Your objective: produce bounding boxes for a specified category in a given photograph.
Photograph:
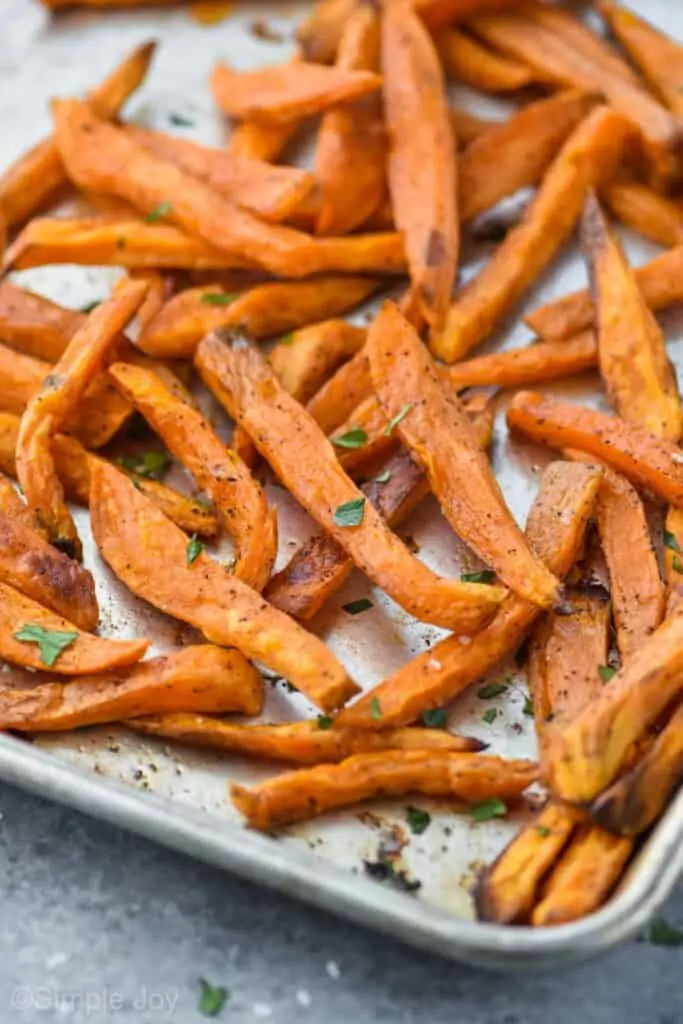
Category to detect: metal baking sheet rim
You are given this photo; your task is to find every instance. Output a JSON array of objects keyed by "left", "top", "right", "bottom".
[{"left": 1, "top": 731, "right": 681, "bottom": 971}]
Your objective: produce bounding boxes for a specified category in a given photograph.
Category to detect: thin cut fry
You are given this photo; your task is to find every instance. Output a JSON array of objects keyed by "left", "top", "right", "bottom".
[
  {"left": 226, "top": 53, "right": 304, "bottom": 162},
  {"left": 130, "top": 713, "right": 484, "bottom": 764},
  {"left": 16, "top": 278, "right": 148, "bottom": 556},
  {"left": 0, "top": 280, "right": 83, "bottom": 362},
  {"left": 210, "top": 61, "right": 381, "bottom": 122},
  {"left": 230, "top": 750, "right": 537, "bottom": 830},
  {"left": 196, "top": 331, "right": 505, "bottom": 633},
  {"left": 368, "top": 302, "right": 560, "bottom": 608},
  {"left": 109, "top": 362, "right": 277, "bottom": 591},
  {"left": 598, "top": 0, "right": 683, "bottom": 118},
  {"left": 336, "top": 461, "right": 602, "bottom": 729},
  {"left": 525, "top": 245, "right": 683, "bottom": 342},
  {"left": 137, "top": 278, "right": 379, "bottom": 359},
  {"left": 270, "top": 320, "right": 366, "bottom": 405},
  {"left": 507, "top": 392, "right": 683, "bottom": 507},
  {"left": 601, "top": 180, "right": 683, "bottom": 249},
  {"left": 89, "top": 461, "right": 358, "bottom": 712},
  {"left": 448, "top": 332, "right": 598, "bottom": 389},
  {"left": 305, "top": 347, "right": 372, "bottom": 434},
  {"left": 415, "top": 0, "right": 520, "bottom": 31},
  {"left": 297, "top": 0, "right": 358, "bottom": 63},
  {"left": 437, "top": 27, "right": 535, "bottom": 92},
  {"left": 434, "top": 106, "right": 635, "bottom": 362},
  {"left": 382, "top": 0, "right": 458, "bottom": 338},
  {"left": 0, "top": 41, "right": 156, "bottom": 228},
  {"left": 0, "top": 579, "right": 147, "bottom": 675}
]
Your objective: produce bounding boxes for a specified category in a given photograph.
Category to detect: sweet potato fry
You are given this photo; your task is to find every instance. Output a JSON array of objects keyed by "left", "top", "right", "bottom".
[
  {"left": 450, "top": 107, "right": 496, "bottom": 147},
  {"left": 314, "top": 3, "right": 386, "bottom": 237},
  {"left": 16, "top": 278, "right": 148, "bottom": 556},
  {"left": 210, "top": 61, "right": 381, "bottom": 122},
  {"left": 434, "top": 106, "right": 635, "bottom": 362},
  {"left": 382, "top": 0, "right": 458, "bottom": 338},
  {"left": 525, "top": 245, "right": 683, "bottom": 342},
  {"left": 136, "top": 278, "right": 379, "bottom": 360},
  {"left": 459, "top": 91, "right": 599, "bottom": 223},
  {"left": 0, "top": 645, "right": 261, "bottom": 732},
  {"left": 270, "top": 320, "right": 366, "bottom": 405},
  {"left": 547, "top": 606, "right": 683, "bottom": 802},
  {"left": 0, "top": 41, "right": 156, "bottom": 228},
  {"left": 127, "top": 126, "right": 316, "bottom": 223},
  {"left": 468, "top": 11, "right": 683, "bottom": 188},
  {"left": 415, "top": 0, "right": 520, "bottom": 31},
  {"left": 601, "top": 180, "right": 683, "bottom": 249},
  {"left": 0, "top": 474, "right": 98, "bottom": 631},
  {"left": 448, "top": 332, "right": 598, "bottom": 390},
  {"left": 230, "top": 750, "right": 537, "bottom": 830},
  {"left": 336, "top": 461, "right": 602, "bottom": 729},
  {"left": 368, "top": 302, "right": 560, "bottom": 607},
  {"left": 0, "top": 280, "right": 84, "bottom": 363},
  {"left": 297, "top": 0, "right": 358, "bottom": 63},
  {"left": 0, "top": 579, "right": 147, "bottom": 675},
  {"left": 225, "top": 53, "right": 304, "bottom": 162},
  {"left": 109, "top": 361, "right": 277, "bottom": 591},
  {"left": 531, "top": 825, "right": 634, "bottom": 927},
  {"left": 196, "top": 331, "right": 505, "bottom": 632},
  {"left": 507, "top": 393, "right": 683, "bottom": 507},
  {"left": 664, "top": 506, "right": 683, "bottom": 612},
  {"left": 598, "top": 0, "right": 683, "bottom": 118},
  {"left": 130, "top": 713, "right": 483, "bottom": 764},
  {"left": 437, "top": 27, "right": 535, "bottom": 92},
  {"left": 89, "top": 461, "right": 358, "bottom": 711},
  {"left": 305, "top": 347, "right": 372, "bottom": 434}
]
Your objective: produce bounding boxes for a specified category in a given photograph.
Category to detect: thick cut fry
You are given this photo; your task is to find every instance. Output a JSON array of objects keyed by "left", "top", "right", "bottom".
[
  {"left": 459, "top": 91, "right": 599, "bottom": 223},
  {"left": 297, "top": 0, "right": 358, "bottom": 63},
  {"left": 89, "top": 461, "right": 358, "bottom": 712},
  {"left": 547, "top": 606, "right": 683, "bottom": 802},
  {"left": 16, "top": 279, "right": 148, "bottom": 556},
  {"left": 448, "top": 332, "right": 598, "bottom": 389},
  {"left": 127, "top": 127, "right": 316, "bottom": 222},
  {"left": 415, "top": 0, "right": 520, "bottom": 31},
  {"left": 507, "top": 393, "right": 683, "bottom": 507},
  {"left": 305, "top": 347, "right": 372, "bottom": 434},
  {"left": 368, "top": 302, "right": 560, "bottom": 608},
  {"left": 137, "top": 278, "right": 379, "bottom": 359},
  {"left": 468, "top": 11, "right": 683, "bottom": 189},
  {"left": 475, "top": 802, "right": 580, "bottom": 924},
  {"left": 0, "top": 580, "right": 147, "bottom": 675},
  {"left": 601, "top": 180, "right": 683, "bottom": 249},
  {"left": 383, "top": 0, "right": 458, "bottom": 338},
  {"left": 435, "top": 107, "right": 635, "bottom": 362},
  {"left": 130, "top": 714, "right": 483, "bottom": 764},
  {"left": 269, "top": 321, "right": 366, "bottom": 405},
  {"left": 196, "top": 331, "right": 505, "bottom": 633},
  {"left": 437, "top": 27, "right": 535, "bottom": 92},
  {"left": 0, "top": 280, "right": 83, "bottom": 362},
  {"left": 598, "top": 0, "right": 683, "bottom": 118},
  {"left": 0, "top": 41, "right": 156, "bottom": 228},
  {"left": 531, "top": 826, "right": 634, "bottom": 927},
  {"left": 581, "top": 192, "right": 683, "bottom": 441},
  {"left": 525, "top": 245, "right": 683, "bottom": 342},
  {"left": 0, "top": 475, "right": 98, "bottom": 632},
  {"left": 314, "top": 3, "right": 386, "bottom": 237},
  {"left": 231, "top": 750, "right": 537, "bottom": 830},
  {"left": 226, "top": 55, "right": 304, "bottom": 162},
  {"left": 336, "top": 461, "right": 602, "bottom": 729},
  {"left": 451, "top": 107, "right": 496, "bottom": 147},
  {"left": 210, "top": 61, "right": 381, "bottom": 122},
  {"left": 0, "top": 646, "right": 261, "bottom": 732},
  {"left": 109, "top": 362, "right": 277, "bottom": 591}
]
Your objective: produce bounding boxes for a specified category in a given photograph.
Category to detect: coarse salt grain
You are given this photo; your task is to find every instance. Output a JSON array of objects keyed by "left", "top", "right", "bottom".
[
  {"left": 458, "top": 635, "right": 472, "bottom": 645},
  {"left": 296, "top": 989, "right": 312, "bottom": 1008},
  {"left": 326, "top": 960, "right": 341, "bottom": 980},
  {"left": 427, "top": 657, "right": 442, "bottom": 671}
]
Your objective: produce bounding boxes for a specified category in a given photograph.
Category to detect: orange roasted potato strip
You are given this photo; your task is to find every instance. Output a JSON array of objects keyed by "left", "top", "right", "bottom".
[
  {"left": 336, "top": 460, "right": 602, "bottom": 729},
  {"left": 415, "top": 0, "right": 520, "bottom": 31},
  {"left": 382, "top": 0, "right": 458, "bottom": 339},
  {"left": 297, "top": 0, "right": 358, "bottom": 63},
  {"left": 16, "top": 278, "right": 148, "bottom": 557},
  {"left": 210, "top": 60, "right": 381, "bottom": 122},
  {"left": 507, "top": 393, "right": 683, "bottom": 507},
  {"left": 598, "top": 0, "right": 683, "bottom": 119},
  {"left": 525, "top": 244, "right": 683, "bottom": 342},
  {"left": 0, "top": 579, "right": 147, "bottom": 675},
  {"left": 434, "top": 106, "right": 635, "bottom": 362},
  {"left": 127, "top": 126, "right": 316, "bottom": 223},
  {"left": 368, "top": 302, "right": 560, "bottom": 608},
  {"left": 459, "top": 90, "right": 599, "bottom": 224},
  {"left": 196, "top": 331, "right": 505, "bottom": 633},
  {"left": 314, "top": 2, "right": 386, "bottom": 237},
  {"left": 448, "top": 332, "right": 598, "bottom": 389},
  {"left": 0, "top": 280, "right": 85, "bottom": 362},
  {"left": 0, "top": 474, "right": 98, "bottom": 632},
  {"left": 270, "top": 321, "right": 366, "bottom": 405},
  {"left": 130, "top": 713, "right": 484, "bottom": 764},
  {"left": 305, "top": 347, "right": 372, "bottom": 434},
  {"left": 0, "top": 40, "right": 156, "bottom": 229},
  {"left": 437, "top": 27, "right": 535, "bottom": 92},
  {"left": 451, "top": 107, "right": 495, "bottom": 147},
  {"left": 109, "top": 361, "right": 277, "bottom": 592},
  {"left": 231, "top": 750, "right": 537, "bottom": 830},
  {"left": 601, "top": 180, "right": 683, "bottom": 249},
  {"left": 664, "top": 506, "right": 683, "bottom": 613},
  {"left": 89, "top": 461, "right": 358, "bottom": 712},
  {"left": 0, "top": 646, "right": 261, "bottom": 732},
  {"left": 137, "top": 278, "right": 379, "bottom": 360}
]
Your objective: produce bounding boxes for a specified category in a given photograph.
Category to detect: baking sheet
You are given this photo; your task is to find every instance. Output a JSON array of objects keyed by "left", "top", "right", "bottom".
[{"left": 2, "top": 0, "right": 683, "bottom": 969}]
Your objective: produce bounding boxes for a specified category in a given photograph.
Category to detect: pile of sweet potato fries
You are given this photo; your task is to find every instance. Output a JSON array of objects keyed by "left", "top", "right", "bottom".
[{"left": 3, "top": 0, "right": 683, "bottom": 927}]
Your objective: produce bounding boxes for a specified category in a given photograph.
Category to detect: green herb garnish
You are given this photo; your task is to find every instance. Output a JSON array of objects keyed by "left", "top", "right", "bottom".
[
  {"left": 370, "top": 695, "right": 382, "bottom": 720},
  {"left": 200, "top": 292, "right": 239, "bottom": 306},
  {"left": 317, "top": 714, "right": 334, "bottom": 731},
  {"left": 523, "top": 696, "right": 534, "bottom": 717},
  {"left": 332, "top": 428, "right": 368, "bottom": 450},
  {"left": 80, "top": 300, "right": 101, "bottom": 313},
  {"left": 598, "top": 664, "right": 617, "bottom": 683},
  {"left": 673, "top": 555, "right": 683, "bottom": 574},
  {"left": 198, "top": 978, "right": 229, "bottom": 1017},
  {"left": 144, "top": 201, "right": 174, "bottom": 223},
  {"left": 482, "top": 707, "right": 497, "bottom": 725},
  {"left": 186, "top": 534, "right": 204, "bottom": 565},
  {"left": 169, "top": 112, "right": 195, "bottom": 127},
  {"left": 477, "top": 683, "right": 508, "bottom": 699},
  {"left": 406, "top": 806, "right": 431, "bottom": 835},
  {"left": 333, "top": 497, "right": 365, "bottom": 527},
  {"left": 461, "top": 570, "right": 496, "bottom": 584},
  {"left": 118, "top": 450, "right": 171, "bottom": 480},
  {"left": 373, "top": 469, "right": 392, "bottom": 484},
  {"left": 469, "top": 798, "right": 508, "bottom": 823},
  {"left": 384, "top": 403, "right": 413, "bottom": 437},
  {"left": 640, "top": 918, "right": 683, "bottom": 946},
  {"left": 421, "top": 708, "right": 447, "bottom": 729},
  {"left": 13, "top": 624, "right": 78, "bottom": 667},
  {"left": 342, "top": 598, "right": 373, "bottom": 615},
  {"left": 664, "top": 528, "right": 681, "bottom": 552},
  {"left": 535, "top": 825, "right": 551, "bottom": 838}
]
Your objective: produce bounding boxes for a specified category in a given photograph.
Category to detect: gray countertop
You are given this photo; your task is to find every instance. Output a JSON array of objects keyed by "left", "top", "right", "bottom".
[{"left": 1, "top": 781, "right": 681, "bottom": 1024}]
